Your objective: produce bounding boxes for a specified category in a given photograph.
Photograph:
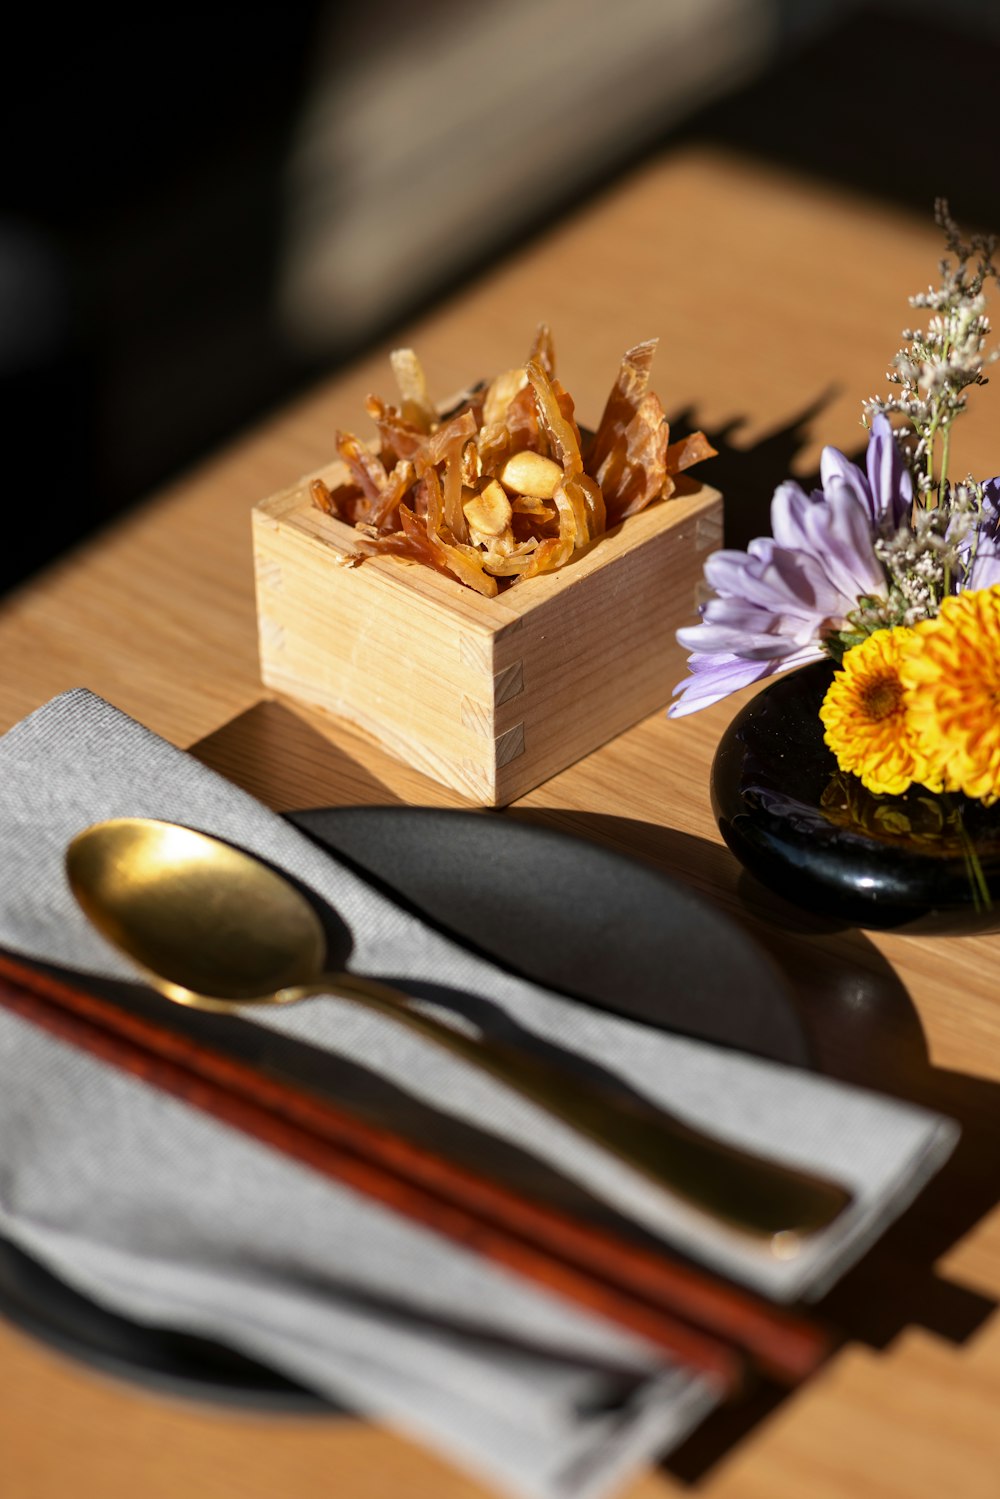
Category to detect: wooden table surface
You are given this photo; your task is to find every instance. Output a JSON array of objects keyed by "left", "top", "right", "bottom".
[{"left": 3, "top": 146, "right": 999, "bottom": 1499}]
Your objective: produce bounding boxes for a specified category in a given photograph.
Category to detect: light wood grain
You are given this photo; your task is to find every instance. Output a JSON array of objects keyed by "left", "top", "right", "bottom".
[
  {"left": 2, "top": 145, "right": 1000, "bottom": 1499},
  {"left": 254, "top": 460, "right": 721, "bottom": 802}
]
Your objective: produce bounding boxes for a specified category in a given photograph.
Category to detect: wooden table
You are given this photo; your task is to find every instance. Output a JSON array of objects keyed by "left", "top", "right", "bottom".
[{"left": 3, "top": 146, "right": 999, "bottom": 1499}]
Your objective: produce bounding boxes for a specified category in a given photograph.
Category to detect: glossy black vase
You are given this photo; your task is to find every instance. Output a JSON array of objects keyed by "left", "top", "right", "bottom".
[{"left": 711, "top": 661, "right": 1000, "bottom": 933}]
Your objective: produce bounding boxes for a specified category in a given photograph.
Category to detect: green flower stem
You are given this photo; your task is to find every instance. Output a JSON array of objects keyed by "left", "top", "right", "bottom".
[
  {"left": 938, "top": 430, "right": 952, "bottom": 510},
  {"left": 952, "top": 798, "right": 992, "bottom": 913},
  {"left": 924, "top": 419, "right": 938, "bottom": 504}
]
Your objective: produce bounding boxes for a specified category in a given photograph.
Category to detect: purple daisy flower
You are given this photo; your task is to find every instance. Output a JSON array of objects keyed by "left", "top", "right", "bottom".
[
  {"left": 967, "top": 478, "right": 1000, "bottom": 590},
  {"left": 669, "top": 417, "right": 905, "bottom": 718},
  {"left": 819, "top": 411, "right": 913, "bottom": 532}
]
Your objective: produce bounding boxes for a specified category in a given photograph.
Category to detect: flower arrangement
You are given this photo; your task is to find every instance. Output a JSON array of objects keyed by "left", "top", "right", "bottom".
[{"left": 671, "top": 200, "right": 1000, "bottom": 814}]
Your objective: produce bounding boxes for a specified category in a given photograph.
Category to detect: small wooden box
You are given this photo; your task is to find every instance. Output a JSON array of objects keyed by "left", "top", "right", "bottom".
[{"left": 253, "top": 466, "right": 721, "bottom": 805}]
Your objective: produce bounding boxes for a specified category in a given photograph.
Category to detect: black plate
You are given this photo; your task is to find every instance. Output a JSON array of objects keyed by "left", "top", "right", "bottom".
[
  {"left": 711, "top": 661, "right": 1000, "bottom": 933},
  {"left": 0, "top": 805, "right": 808, "bottom": 1408}
]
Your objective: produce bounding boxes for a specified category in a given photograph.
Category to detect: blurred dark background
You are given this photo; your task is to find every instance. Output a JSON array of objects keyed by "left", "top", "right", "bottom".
[{"left": 3, "top": 0, "right": 999, "bottom": 596}]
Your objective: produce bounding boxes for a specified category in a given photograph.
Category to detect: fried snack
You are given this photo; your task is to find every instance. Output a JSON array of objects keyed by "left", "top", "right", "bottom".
[{"left": 311, "top": 327, "right": 715, "bottom": 594}]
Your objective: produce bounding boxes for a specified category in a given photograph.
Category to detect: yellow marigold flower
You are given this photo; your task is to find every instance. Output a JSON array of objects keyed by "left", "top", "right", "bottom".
[
  {"left": 899, "top": 584, "right": 1000, "bottom": 805},
  {"left": 819, "top": 628, "right": 941, "bottom": 797}
]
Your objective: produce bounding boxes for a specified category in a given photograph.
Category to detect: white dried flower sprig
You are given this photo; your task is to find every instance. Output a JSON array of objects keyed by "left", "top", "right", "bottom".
[
  {"left": 670, "top": 201, "right": 1000, "bottom": 718},
  {"left": 864, "top": 198, "right": 999, "bottom": 508}
]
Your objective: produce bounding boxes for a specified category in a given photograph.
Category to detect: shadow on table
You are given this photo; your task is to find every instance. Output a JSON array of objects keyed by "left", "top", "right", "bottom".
[
  {"left": 190, "top": 699, "right": 410, "bottom": 811},
  {"left": 666, "top": 385, "right": 850, "bottom": 552},
  {"left": 193, "top": 686, "right": 1000, "bottom": 1474},
  {"left": 186, "top": 434, "right": 997, "bottom": 1473},
  {"left": 509, "top": 807, "right": 1000, "bottom": 1481}
]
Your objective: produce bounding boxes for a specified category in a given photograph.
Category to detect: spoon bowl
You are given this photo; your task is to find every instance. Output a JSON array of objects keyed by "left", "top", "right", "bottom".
[
  {"left": 65, "top": 817, "right": 854, "bottom": 1247},
  {"left": 67, "top": 819, "right": 326, "bottom": 1005}
]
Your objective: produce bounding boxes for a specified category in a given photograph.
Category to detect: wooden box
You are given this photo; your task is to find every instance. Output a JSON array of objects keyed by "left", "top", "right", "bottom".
[{"left": 253, "top": 467, "right": 722, "bottom": 805}]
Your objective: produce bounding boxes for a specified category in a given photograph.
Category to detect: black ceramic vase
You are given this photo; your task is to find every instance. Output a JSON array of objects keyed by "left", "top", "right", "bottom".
[{"left": 710, "top": 660, "right": 1000, "bottom": 934}]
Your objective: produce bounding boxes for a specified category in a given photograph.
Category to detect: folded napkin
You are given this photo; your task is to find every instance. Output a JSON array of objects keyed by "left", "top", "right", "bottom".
[{"left": 0, "top": 689, "right": 959, "bottom": 1499}]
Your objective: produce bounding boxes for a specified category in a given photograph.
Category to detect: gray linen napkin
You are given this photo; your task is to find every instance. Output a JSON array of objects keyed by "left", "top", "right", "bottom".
[{"left": 0, "top": 689, "right": 959, "bottom": 1499}]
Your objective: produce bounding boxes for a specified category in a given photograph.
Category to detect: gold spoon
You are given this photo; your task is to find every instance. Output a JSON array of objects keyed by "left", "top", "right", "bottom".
[{"left": 65, "top": 817, "right": 852, "bottom": 1251}]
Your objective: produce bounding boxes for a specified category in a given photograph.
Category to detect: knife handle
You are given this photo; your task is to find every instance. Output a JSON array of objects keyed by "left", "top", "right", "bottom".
[{"left": 284, "top": 971, "right": 853, "bottom": 1250}]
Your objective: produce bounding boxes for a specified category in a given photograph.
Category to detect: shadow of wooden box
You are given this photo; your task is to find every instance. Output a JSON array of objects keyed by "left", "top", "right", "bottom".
[{"left": 252, "top": 468, "right": 721, "bottom": 806}]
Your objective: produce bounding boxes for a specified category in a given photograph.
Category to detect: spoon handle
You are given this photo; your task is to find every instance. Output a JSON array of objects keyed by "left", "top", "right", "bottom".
[{"left": 299, "top": 971, "right": 852, "bottom": 1249}]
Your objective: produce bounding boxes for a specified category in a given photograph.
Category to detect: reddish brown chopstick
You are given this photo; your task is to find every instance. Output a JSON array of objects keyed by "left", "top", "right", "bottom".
[{"left": 0, "top": 950, "right": 837, "bottom": 1394}]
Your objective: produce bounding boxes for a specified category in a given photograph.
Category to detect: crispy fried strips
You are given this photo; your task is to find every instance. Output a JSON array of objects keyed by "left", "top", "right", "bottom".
[{"left": 311, "top": 328, "right": 715, "bottom": 593}]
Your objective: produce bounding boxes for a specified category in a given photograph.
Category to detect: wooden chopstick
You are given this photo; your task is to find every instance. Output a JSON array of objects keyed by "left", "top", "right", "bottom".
[{"left": 0, "top": 950, "right": 837, "bottom": 1396}]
